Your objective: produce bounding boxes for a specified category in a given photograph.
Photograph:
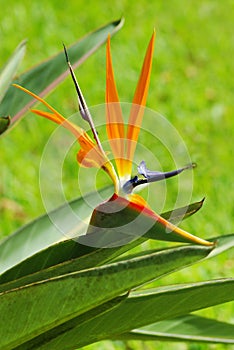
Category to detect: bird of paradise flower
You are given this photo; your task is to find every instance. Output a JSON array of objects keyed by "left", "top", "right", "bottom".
[{"left": 14, "top": 32, "right": 214, "bottom": 248}]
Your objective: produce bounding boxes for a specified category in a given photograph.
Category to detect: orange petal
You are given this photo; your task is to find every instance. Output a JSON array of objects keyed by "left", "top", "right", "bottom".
[
  {"left": 14, "top": 84, "right": 119, "bottom": 190},
  {"left": 13, "top": 84, "right": 65, "bottom": 122},
  {"left": 77, "top": 149, "right": 100, "bottom": 168},
  {"left": 126, "top": 31, "right": 156, "bottom": 175},
  {"left": 14, "top": 84, "right": 97, "bottom": 145},
  {"left": 32, "top": 109, "right": 107, "bottom": 169},
  {"left": 31, "top": 109, "right": 64, "bottom": 125},
  {"left": 106, "top": 35, "right": 126, "bottom": 178},
  {"left": 32, "top": 108, "right": 109, "bottom": 169},
  {"left": 30, "top": 109, "right": 90, "bottom": 143}
]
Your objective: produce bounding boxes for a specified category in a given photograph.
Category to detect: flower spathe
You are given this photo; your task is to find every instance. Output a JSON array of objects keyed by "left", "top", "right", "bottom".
[{"left": 13, "top": 32, "right": 214, "bottom": 247}]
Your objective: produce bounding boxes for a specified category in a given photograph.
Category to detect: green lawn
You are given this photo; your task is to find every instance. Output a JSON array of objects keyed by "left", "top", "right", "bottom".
[{"left": 0, "top": 1, "right": 233, "bottom": 349}]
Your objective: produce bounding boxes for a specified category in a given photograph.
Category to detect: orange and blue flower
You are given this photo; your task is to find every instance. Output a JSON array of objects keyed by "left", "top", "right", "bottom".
[{"left": 14, "top": 33, "right": 213, "bottom": 246}]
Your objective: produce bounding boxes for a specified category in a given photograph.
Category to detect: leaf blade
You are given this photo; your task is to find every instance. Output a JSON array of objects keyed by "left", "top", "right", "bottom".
[
  {"left": 0, "top": 244, "right": 212, "bottom": 349},
  {"left": 0, "top": 197, "right": 207, "bottom": 286},
  {"left": 0, "top": 19, "right": 124, "bottom": 132},
  {"left": 15, "top": 279, "right": 234, "bottom": 349},
  {"left": 0, "top": 187, "right": 113, "bottom": 275},
  {"left": 116, "top": 314, "right": 234, "bottom": 344},
  {"left": 0, "top": 40, "right": 26, "bottom": 104}
]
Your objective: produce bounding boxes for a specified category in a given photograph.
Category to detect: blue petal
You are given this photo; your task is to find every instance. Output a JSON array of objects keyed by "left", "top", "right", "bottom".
[{"left": 138, "top": 161, "right": 196, "bottom": 182}]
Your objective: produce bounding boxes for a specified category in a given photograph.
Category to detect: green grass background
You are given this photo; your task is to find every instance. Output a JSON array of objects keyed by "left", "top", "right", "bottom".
[{"left": 0, "top": 0, "right": 233, "bottom": 349}]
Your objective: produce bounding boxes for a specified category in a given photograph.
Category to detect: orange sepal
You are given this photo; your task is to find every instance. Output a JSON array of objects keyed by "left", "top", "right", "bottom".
[
  {"left": 31, "top": 109, "right": 63, "bottom": 125},
  {"left": 106, "top": 35, "right": 127, "bottom": 178},
  {"left": 14, "top": 84, "right": 109, "bottom": 170},
  {"left": 77, "top": 148, "right": 100, "bottom": 168},
  {"left": 126, "top": 31, "right": 156, "bottom": 175}
]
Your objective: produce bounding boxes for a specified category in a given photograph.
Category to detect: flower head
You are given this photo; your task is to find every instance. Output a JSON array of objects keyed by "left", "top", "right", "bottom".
[{"left": 13, "top": 33, "right": 214, "bottom": 247}]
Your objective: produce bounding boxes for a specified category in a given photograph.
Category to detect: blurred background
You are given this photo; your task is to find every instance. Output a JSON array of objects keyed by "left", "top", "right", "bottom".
[{"left": 0, "top": 1, "right": 233, "bottom": 349}]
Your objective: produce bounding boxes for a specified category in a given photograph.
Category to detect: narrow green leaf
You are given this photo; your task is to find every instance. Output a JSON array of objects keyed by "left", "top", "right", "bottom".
[
  {"left": 0, "top": 237, "right": 146, "bottom": 292},
  {"left": 0, "top": 197, "right": 206, "bottom": 287},
  {"left": 2, "top": 230, "right": 232, "bottom": 293},
  {"left": 207, "top": 233, "right": 234, "bottom": 258},
  {"left": 0, "top": 19, "right": 124, "bottom": 132},
  {"left": 117, "top": 315, "right": 234, "bottom": 344},
  {"left": 0, "top": 40, "right": 26, "bottom": 103},
  {"left": 16, "top": 279, "right": 234, "bottom": 349},
  {"left": 0, "top": 244, "right": 212, "bottom": 349},
  {"left": 110, "top": 233, "right": 234, "bottom": 262}
]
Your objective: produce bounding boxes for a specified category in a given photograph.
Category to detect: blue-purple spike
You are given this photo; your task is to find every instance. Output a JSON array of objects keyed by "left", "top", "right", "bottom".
[
  {"left": 138, "top": 161, "right": 196, "bottom": 182},
  {"left": 123, "top": 161, "right": 196, "bottom": 193}
]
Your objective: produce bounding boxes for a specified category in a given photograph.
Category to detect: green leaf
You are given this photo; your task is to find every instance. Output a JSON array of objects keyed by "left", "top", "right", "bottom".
[
  {"left": 111, "top": 233, "right": 234, "bottom": 262},
  {"left": 0, "top": 244, "right": 212, "bottom": 349},
  {"left": 16, "top": 279, "right": 234, "bottom": 349},
  {"left": 0, "top": 187, "right": 113, "bottom": 275},
  {"left": 206, "top": 233, "right": 234, "bottom": 258},
  {"left": 0, "top": 237, "right": 146, "bottom": 291},
  {"left": 0, "top": 40, "right": 26, "bottom": 134},
  {"left": 118, "top": 314, "right": 234, "bottom": 344},
  {"left": 15, "top": 294, "right": 128, "bottom": 350},
  {"left": 0, "top": 19, "right": 124, "bottom": 132},
  {"left": 0, "top": 196, "right": 205, "bottom": 286},
  {"left": 0, "top": 40, "right": 26, "bottom": 104}
]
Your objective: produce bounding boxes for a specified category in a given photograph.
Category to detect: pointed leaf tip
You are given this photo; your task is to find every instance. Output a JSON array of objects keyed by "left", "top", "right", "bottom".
[
  {"left": 106, "top": 33, "right": 125, "bottom": 178},
  {"left": 0, "top": 39, "right": 26, "bottom": 105},
  {"left": 0, "top": 20, "right": 124, "bottom": 131}
]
